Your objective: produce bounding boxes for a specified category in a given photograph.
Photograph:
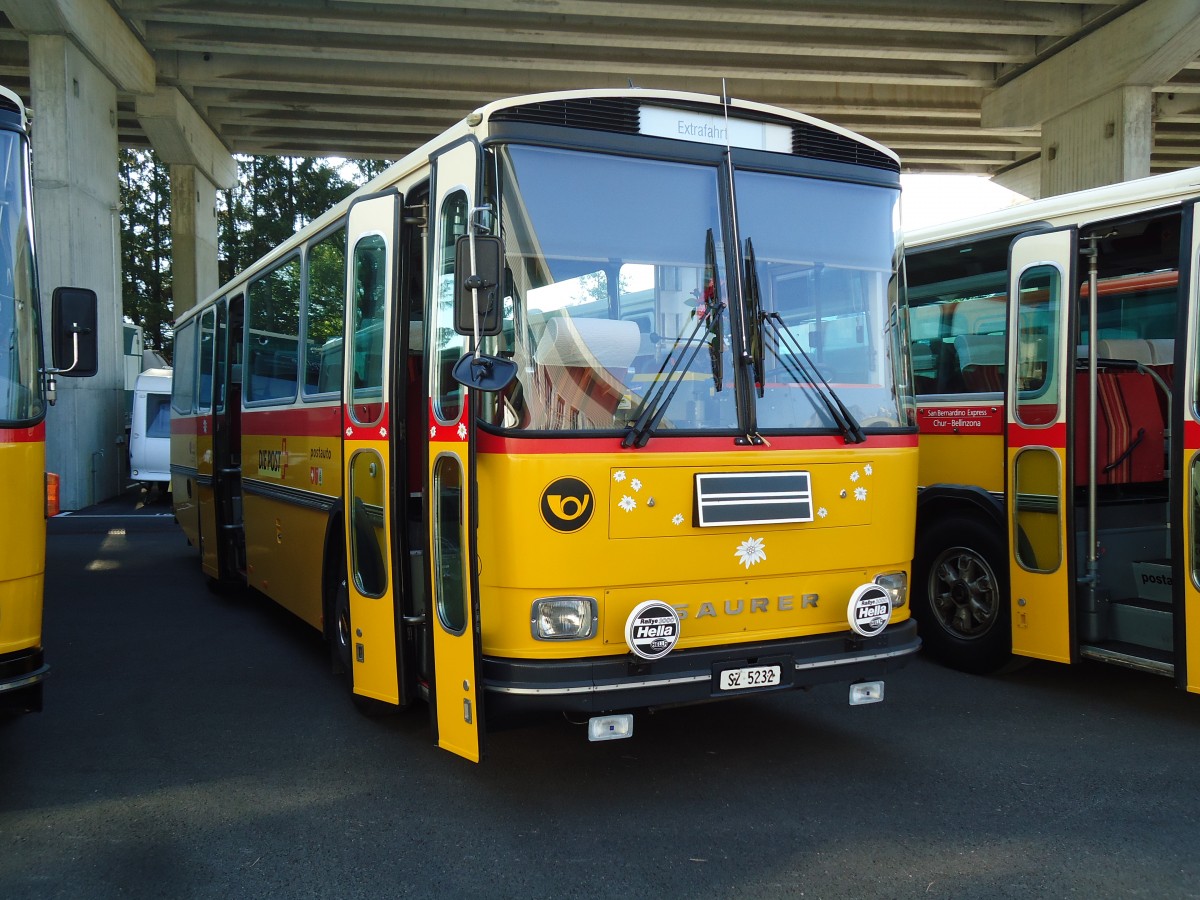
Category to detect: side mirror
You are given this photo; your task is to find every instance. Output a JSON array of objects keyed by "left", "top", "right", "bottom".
[
  {"left": 51, "top": 287, "right": 99, "bottom": 377},
  {"left": 453, "top": 235, "right": 504, "bottom": 337}
]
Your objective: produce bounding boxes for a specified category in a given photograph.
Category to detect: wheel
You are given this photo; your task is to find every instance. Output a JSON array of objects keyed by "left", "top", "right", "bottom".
[
  {"left": 331, "top": 574, "right": 392, "bottom": 716},
  {"left": 912, "top": 516, "right": 1013, "bottom": 674}
]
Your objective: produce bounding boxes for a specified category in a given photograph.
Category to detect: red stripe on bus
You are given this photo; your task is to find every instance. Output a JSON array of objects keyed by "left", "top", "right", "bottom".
[
  {"left": 1185, "top": 419, "right": 1200, "bottom": 450},
  {"left": 240, "top": 405, "right": 345, "bottom": 437},
  {"left": 1007, "top": 422, "right": 1067, "bottom": 448},
  {"left": 0, "top": 422, "right": 46, "bottom": 443},
  {"left": 475, "top": 431, "right": 918, "bottom": 454}
]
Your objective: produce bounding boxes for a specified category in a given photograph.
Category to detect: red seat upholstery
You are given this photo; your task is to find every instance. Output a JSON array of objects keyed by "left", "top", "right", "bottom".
[{"left": 1074, "top": 369, "right": 1165, "bottom": 485}]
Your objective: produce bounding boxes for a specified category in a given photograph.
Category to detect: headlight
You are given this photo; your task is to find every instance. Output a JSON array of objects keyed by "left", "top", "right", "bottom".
[
  {"left": 531, "top": 596, "right": 597, "bottom": 640},
  {"left": 874, "top": 572, "right": 908, "bottom": 609}
]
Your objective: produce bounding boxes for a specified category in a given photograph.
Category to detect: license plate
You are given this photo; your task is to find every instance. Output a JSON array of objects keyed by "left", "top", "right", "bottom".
[{"left": 718, "top": 664, "right": 781, "bottom": 691}]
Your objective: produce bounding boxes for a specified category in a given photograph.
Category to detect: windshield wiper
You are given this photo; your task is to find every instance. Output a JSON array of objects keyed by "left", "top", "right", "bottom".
[
  {"left": 623, "top": 229, "right": 725, "bottom": 448},
  {"left": 743, "top": 238, "right": 765, "bottom": 398},
  {"left": 760, "top": 311, "right": 866, "bottom": 444}
]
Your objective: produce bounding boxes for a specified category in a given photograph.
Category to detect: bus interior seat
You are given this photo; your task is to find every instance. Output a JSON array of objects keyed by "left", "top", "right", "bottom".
[
  {"left": 1074, "top": 367, "right": 1165, "bottom": 486},
  {"left": 1097, "top": 338, "right": 1153, "bottom": 364},
  {"left": 952, "top": 333, "right": 1005, "bottom": 393}
]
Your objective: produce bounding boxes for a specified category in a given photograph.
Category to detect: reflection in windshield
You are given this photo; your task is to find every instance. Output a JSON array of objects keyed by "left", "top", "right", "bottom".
[
  {"left": 0, "top": 127, "right": 43, "bottom": 424},
  {"left": 479, "top": 144, "right": 906, "bottom": 436},
  {"left": 735, "top": 170, "right": 904, "bottom": 431}
]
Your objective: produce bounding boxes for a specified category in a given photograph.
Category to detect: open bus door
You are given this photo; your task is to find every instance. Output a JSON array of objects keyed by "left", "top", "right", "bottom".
[
  {"left": 426, "top": 145, "right": 486, "bottom": 762},
  {"left": 1005, "top": 227, "right": 1076, "bottom": 665},
  {"left": 1181, "top": 199, "right": 1200, "bottom": 693},
  {"left": 340, "top": 189, "right": 412, "bottom": 709}
]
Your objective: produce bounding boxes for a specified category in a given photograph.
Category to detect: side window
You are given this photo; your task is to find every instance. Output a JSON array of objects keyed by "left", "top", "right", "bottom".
[
  {"left": 170, "top": 320, "right": 197, "bottom": 415},
  {"left": 247, "top": 256, "right": 301, "bottom": 404},
  {"left": 433, "top": 190, "right": 469, "bottom": 423},
  {"left": 905, "top": 238, "right": 1010, "bottom": 396},
  {"left": 198, "top": 308, "right": 215, "bottom": 413},
  {"left": 1014, "top": 265, "right": 1060, "bottom": 427},
  {"left": 304, "top": 226, "right": 347, "bottom": 397},
  {"left": 349, "top": 233, "right": 387, "bottom": 424}
]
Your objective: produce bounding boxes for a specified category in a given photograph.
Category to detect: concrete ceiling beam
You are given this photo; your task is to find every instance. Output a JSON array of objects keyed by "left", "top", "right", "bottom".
[{"left": 6, "top": 0, "right": 155, "bottom": 95}]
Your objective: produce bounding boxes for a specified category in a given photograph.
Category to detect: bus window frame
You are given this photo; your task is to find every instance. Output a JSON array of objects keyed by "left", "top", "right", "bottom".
[
  {"left": 245, "top": 251, "right": 303, "bottom": 409},
  {"left": 301, "top": 220, "right": 349, "bottom": 403}
]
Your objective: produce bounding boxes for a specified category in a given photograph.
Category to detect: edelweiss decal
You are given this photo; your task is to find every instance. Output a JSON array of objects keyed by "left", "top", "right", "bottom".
[{"left": 735, "top": 537, "right": 766, "bottom": 569}]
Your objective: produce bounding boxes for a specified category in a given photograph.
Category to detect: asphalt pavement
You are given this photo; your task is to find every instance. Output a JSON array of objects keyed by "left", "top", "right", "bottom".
[{"left": 2, "top": 491, "right": 1200, "bottom": 899}]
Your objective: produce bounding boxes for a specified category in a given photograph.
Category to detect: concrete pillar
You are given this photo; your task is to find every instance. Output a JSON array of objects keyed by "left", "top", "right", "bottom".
[
  {"left": 1041, "top": 87, "right": 1154, "bottom": 197},
  {"left": 136, "top": 88, "right": 237, "bottom": 319},
  {"left": 28, "top": 35, "right": 125, "bottom": 510},
  {"left": 170, "top": 165, "right": 220, "bottom": 314}
]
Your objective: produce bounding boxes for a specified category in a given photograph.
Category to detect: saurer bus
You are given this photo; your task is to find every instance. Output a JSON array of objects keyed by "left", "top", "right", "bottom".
[
  {"left": 906, "top": 166, "right": 1200, "bottom": 692},
  {"left": 0, "top": 85, "right": 97, "bottom": 714},
  {"left": 170, "top": 89, "right": 920, "bottom": 761}
]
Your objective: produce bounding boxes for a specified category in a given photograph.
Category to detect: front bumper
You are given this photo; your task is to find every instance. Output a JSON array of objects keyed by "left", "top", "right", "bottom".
[
  {"left": 483, "top": 619, "right": 919, "bottom": 718},
  {"left": 0, "top": 648, "right": 47, "bottom": 712}
]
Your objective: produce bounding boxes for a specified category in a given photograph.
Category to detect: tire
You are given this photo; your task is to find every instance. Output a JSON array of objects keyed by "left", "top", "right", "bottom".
[
  {"left": 912, "top": 516, "right": 1013, "bottom": 674},
  {"left": 331, "top": 574, "right": 392, "bottom": 716}
]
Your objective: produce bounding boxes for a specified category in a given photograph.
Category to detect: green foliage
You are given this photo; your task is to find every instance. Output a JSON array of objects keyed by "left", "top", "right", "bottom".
[
  {"left": 120, "top": 152, "right": 384, "bottom": 363},
  {"left": 119, "top": 148, "right": 172, "bottom": 356}
]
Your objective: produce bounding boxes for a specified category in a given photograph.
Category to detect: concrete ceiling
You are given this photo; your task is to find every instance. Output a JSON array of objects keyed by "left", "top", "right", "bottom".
[{"left": 2, "top": 0, "right": 1199, "bottom": 174}]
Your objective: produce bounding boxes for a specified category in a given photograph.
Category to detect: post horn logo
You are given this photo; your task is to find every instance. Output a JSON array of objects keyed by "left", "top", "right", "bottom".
[{"left": 540, "top": 477, "right": 594, "bottom": 533}]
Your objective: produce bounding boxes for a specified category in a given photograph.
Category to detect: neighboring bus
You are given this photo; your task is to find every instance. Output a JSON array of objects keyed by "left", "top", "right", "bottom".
[
  {"left": 171, "top": 89, "right": 919, "bottom": 761},
  {"left": 129, "top": 367, "right": 172, "bottom": 488},
  {"left": 0, "top": 85, "right": 97, "bottom": 714},
  {"left": 905, "top": 166, "right": 1200, "bottom": 692}
]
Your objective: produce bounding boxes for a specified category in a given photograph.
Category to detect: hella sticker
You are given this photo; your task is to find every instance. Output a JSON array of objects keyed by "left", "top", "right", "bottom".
[
  {"left": 625, "top": 600, "right": 681, "bottom": 660},
  {"left": 847, "top": 583, "right": 891, "bottom": 638}
]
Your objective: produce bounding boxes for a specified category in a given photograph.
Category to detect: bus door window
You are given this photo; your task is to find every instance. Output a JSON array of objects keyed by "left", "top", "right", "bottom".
[
  {"left": 349, "top": 449, "right": 388, "bottom": 597},
  {"left": 350, "top": 234, "right": 387, "bottom": 424},
  {"left": 432, "top": 454, "right": 466, "bottom": 634},
  {"left": 198, "top": 309, "right": 216, "bottom": 415},
  {"left": 1013, "top": 265, "right": 1061, "bottom": 426},
  {"left": 1013, "top": 447, "right": 1063, "bottom": 572},
  {"left": 433, "top": 190, "right": 468, "bottom": 424}
]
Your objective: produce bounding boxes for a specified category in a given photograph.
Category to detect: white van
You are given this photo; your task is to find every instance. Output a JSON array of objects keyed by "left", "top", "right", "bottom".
[{"left": 129, "top": 368, "right": 172, "bottom": 486}]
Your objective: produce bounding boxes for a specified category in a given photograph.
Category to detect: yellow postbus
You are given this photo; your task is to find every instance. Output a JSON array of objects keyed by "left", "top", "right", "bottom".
[
  {"left": 171, "top": 89, "right": 920, "bottom": 761},
  {"left": 0, "top": 85, "right": 96, "bottom": 714},
  {"left": 906, "top": 166, "right": 1200, "bottom": 692}
]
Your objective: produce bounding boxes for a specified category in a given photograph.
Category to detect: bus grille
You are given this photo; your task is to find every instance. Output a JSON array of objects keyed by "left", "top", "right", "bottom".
[
  {"left": 491, "top": 99, "right": 898, "bottom": 173},
  {"left": 793, "top": 122, "right": 898, "bottom": 172},
  {"left": 490, "top": 98, "right": 641, "bottom": 135}
]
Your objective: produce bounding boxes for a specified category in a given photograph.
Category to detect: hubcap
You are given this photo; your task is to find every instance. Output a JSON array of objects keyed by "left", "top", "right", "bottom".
[{"left": 928, "top": 546, "right": 999, "bottom": 639}]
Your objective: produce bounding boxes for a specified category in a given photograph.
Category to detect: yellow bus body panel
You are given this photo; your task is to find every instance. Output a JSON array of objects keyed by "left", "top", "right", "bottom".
[
  {"left": 1007, "top": 445, "right": 1072, "bottom": 664},
  {"left": 475, "top": 445, "right": 917, "bottom": 659},
  {"left": 342, "top": 437, "right": 401, "bottom": 706},
  {"left": 0, "top": 440, "right": 45, "bottom": 656},
  {"left": 242, "top": 430, "right": 342, "bottom": 631},
  {"left": 917, "top": 433, "right": 1004, "bottom": 492}
]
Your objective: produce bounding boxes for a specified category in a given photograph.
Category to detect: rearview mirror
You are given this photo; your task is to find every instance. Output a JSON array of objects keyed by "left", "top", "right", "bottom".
[
  {"left": 454, "top": 235, "right": 504, "bottom": 337},
  {"left": 51, "top": 286, "right": 99, "bottom": 377}
]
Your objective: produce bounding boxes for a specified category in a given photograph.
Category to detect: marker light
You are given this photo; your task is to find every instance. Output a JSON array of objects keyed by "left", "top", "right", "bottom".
[
  {"left": 874, "top": 572, "right": 908, "bottom": 609},
  {"left": 588, "top": 714, "right": 633, "bottom": 741},
  {"left": 849, "top": 681, "right": 885, "bottom": 705},
  {"left": 531, "top": 596, "right": 597, "bottom": 640}
]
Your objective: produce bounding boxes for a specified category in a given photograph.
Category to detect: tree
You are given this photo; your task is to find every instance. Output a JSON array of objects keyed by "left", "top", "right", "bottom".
[
  {"left": 119, "top": 148, "right": 173, "bottom": 356},
  {"left": 120, "top": 152, "right": 387, "bottom": 361}
]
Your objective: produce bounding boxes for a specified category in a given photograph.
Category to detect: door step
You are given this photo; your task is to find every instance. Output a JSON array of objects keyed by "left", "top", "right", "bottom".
[{"left": 1079, "top": 643, "right": 1174, "bottom": 677}]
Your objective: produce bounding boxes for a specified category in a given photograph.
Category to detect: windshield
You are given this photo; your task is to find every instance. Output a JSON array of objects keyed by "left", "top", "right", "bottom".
[
  {"left": 480, "top": 143, "right": 907, "bottom": 435},
  {"left": 735, "top": 170, "right": 906, "bottom": 429},
  {"left": 483, "top": 145, "right": 736, "bottom": 433},
  {"left": 0, "top": 126, "right": 43, "bottom": 425}
]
